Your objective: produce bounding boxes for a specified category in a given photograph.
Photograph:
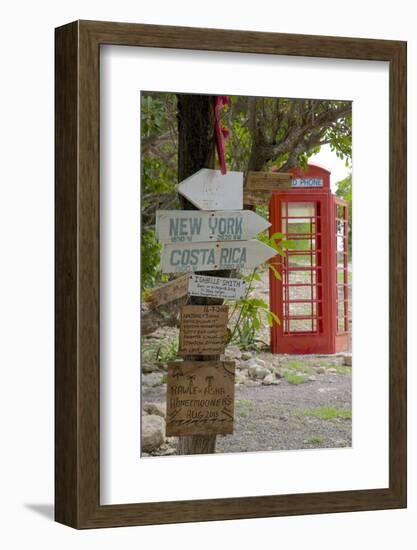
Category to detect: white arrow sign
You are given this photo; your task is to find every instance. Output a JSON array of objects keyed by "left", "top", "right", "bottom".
[
  {"left": 178, "top": 168, "right": 243, "bottom": 210},
  {"left": 156, "top": 210, "right": 270, "bottom": 243},
  {"left": 160, "top": 239, "right": 277, "bottom": 273},
  {"left": 188, "top": 274, "right": 247, "bottom": 300}
]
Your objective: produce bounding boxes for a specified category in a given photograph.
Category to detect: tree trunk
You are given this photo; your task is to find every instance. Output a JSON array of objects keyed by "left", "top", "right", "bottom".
[{"left": 176, "top": 94, "right": 230, "bottom": 455}]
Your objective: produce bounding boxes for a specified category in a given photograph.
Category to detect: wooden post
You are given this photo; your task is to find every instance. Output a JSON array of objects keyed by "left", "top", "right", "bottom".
[{"left": 176, "top": 93, "right": 231, "bottom": 455}]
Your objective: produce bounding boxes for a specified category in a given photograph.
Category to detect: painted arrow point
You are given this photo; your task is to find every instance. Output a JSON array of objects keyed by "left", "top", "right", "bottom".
[
  {"left": 243, "top": 210, "right": 271, "bottom": 237},
  {"left": 178, "top": 168, "right": 244, "bottom": 210}
]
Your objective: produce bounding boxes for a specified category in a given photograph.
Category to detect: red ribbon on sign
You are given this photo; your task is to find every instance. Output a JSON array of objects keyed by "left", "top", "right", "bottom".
[{"left": 214, "top": 95, "right": 230, "bottom": 175}]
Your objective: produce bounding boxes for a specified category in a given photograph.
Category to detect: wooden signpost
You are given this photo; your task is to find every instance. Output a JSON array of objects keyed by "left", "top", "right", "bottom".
[
  {"left": 166, "top": 361, "right": 235, "bottom": 436},
  {"left": 188, "top": 274, "right": 246, "bottom": 300},
  {"left": 245, "top": 171, "right": 292, "bottom": 191},
  {"left": 244, "top": 171, "right": 292, "bottom": 206},
  {"left": 160, "top": 239, "right": 278, "bottom": 273},
  {"left": 156, "top": 209, "right": 270, "bottom": 243},
  {"left": 145, "top": 273, "right": 190, "bottom": 309},
  {"left": 152, "top": 168, "right": 278, "bottom": 443},
  {"left": 243, "top": 191, "right": 272, "bottom": 207},
  {"left": 179, "top": 305, "right": 229, "bottom": 356},
  {"left": 145, "top": 273, "right": 246, "bottom": 307},
  {"left": 178, "top": 168, "right": 244, "bottom": 210}
]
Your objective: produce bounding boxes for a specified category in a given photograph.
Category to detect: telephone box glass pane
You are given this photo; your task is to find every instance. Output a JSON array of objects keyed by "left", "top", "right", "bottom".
[
  {"left": 335, "top": 202, "right": 349, "bottom": 333},
  {"left": 281, "top": 200, "right": 321, "bottom": 335}
]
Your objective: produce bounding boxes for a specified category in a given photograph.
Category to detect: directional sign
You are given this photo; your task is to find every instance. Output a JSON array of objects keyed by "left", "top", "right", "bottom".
[
  {"left": 179, "top": 305, "right": 229, "bottom": 356},
  {"left": 145, "top": 274, "right": 190, "bottom": 309},
  {"left": 188, "top": 274, "right": 246, "bottom": 300},
  {"left": 178, "top": 168, "right": 243, "bottom": 210},
  {"left": 246, "top": 171, "right": 292, "bottom": 191},
  {"left": 160, "top": 239, "right": 278, "bottom": 273},
  {"left": 166, "top": 361, "right": 235, "bottom": 436},
  {"left": 156, "top": 210, "right": 270, "bottom": 243}
]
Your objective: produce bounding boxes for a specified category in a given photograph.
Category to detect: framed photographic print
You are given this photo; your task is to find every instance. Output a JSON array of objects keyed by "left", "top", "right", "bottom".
[{"left": 55, "top": 20, "right": 406, "bottom": 528}]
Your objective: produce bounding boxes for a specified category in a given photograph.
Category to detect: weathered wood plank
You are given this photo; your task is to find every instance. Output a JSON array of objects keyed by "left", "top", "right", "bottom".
[
  {"left": 246, "top": 171, "right": 292, "bottom": 191},
  {"left": 178, "top": 305, "right": 229, "bottom": 356},
  {"left": 243, "top": 190, "right": 272, "bottom": 206},
  {"left": 145, "top": 274, "right": 190, "bottom": 309},
  {"left": 166, "top": 361, "right": 235, "bottom": 436}
]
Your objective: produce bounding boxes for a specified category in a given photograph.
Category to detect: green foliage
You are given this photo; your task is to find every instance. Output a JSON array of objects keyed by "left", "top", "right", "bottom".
[
  {"left": 222, "top": 96, "right": 352, "bottom": 172},
  {"left": 294, "top": 406, "right": 352, "bottom": 421},
  {"left": 328, "top": 111, "right": 352, "bottom": 164},
  {"left": 284, "top": 360, "right": 313, "bottom": 375},
  {"left": 223, "top": 96, "right": 253, "bottom": 171},
  {"left": 141, "top": 93, "right": 178, "bottom": 294},
  {"left": 141, "top": 96, "right": 165, "bottom": 137},
  {"left": 228, "top": 290, "right": 279, "bottom": 350},
  {"left": 226, "top": 232, "right": 292, "bottom": 349},
  {"left": 141, "top": 229, "right": 167, "bottom": 294},
  {"left": 285, "top": 373, "right": 306, "bottom": 385},
  {"left": 156, "top": 340, "right": 179, "bottom": 363},
  {"left": 142, "top": 336, "right": 178, "bottom": 364},
  {"left": 304, "top": 436, "right": 324, "bottom": 445}
]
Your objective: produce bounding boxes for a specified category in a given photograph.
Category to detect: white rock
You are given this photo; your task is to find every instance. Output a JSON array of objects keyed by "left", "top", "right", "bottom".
[
  {"left": 241, "top": 351, "right": 253, "bottom": 361},
  {"left": 142, "top": 372, "right": 164, "bottom": 387},
  {"left": 327, "top": 368, "right": 337, "bottom": 374},
  {"left": 262, "top": 373, "right": 281, "bottom": 385},
  {"left": 143, "top": 402, "right": 166, "bottom": 418},
  {"left": 248, "top": 364, "right": 270, "bottom": 380},
  {"left": 315, "top": 367, "right": 326, "bottom": 374},
  {"left": 227, "top": 346, "right": 242, "bottom": 360},
  {"left": 142, "top": 415, "right": 165, "bottom": 451}
]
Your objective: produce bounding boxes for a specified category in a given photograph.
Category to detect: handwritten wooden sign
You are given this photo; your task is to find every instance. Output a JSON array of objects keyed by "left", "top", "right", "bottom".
[
  {"left": 178, "top": 168, "right": 243, "bottom": 210},
  {"left": 179, "top": 305, "right": 229, "bottom": 356},
  {"left": 145, "top": 274, "right": 190, "bottom": 309},
  {"left": 246, "top": 171, "right": 292, "bottom": 191},
  {"left": 156, "top": 210, "right": 270, "bottom": 243},
  {"left": 160, "top": 239, "right": 277, "bottom": 273},
  {"left": 188, "top": 274, "right": 246, "bottom": 300},
  {"left": 166, "top": 361, "right": 235, "bottom": 436},
  {"left": 243, "top": 172, "right": 292, "bottom": 206}
]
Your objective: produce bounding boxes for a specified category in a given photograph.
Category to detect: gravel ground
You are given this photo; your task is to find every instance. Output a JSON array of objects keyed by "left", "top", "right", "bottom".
[
  {"left": 217, "top": 373, "right": 351, "bottom": 453},
  {"left": 143, "top": 369, "right": 352, "bottom": 454},
  {"left": 142, "top": 265, "right": 352, "bottom": 455}
]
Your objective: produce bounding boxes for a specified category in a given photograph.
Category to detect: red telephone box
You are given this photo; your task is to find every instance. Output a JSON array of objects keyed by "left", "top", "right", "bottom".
[{"left": 269, "top": 164, "right": 349, "bottom": 354}]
